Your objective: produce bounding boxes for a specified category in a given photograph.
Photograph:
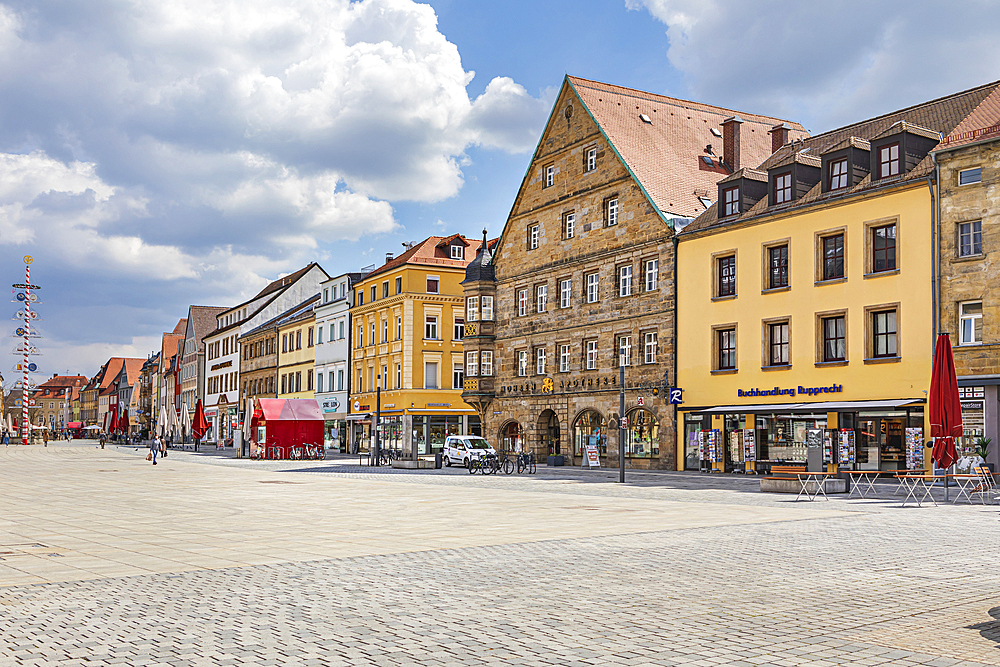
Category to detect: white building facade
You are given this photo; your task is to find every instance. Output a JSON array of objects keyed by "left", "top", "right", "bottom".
[
  {"left": 313, "top": 272, "right": 363, "bottom": 451},
  {"left": 203, "top": 263, "right": 329, "bottom": 445}
]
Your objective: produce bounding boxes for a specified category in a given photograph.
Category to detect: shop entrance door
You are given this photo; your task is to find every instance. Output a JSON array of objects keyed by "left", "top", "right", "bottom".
[{"left": 539, "top": 410, "right": 560, "bottom": 455}]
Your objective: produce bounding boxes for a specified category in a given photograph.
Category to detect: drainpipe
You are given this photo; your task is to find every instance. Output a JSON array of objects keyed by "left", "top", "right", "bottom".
[
  {"left": 672, "top": 233, "right": 680, "bottom": 471},
  {"left": 929, "top": 153, "right": 940, "bottom": 342}
]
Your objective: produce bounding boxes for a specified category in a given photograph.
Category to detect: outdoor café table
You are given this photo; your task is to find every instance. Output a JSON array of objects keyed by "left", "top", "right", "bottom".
[
  {"left": 896, "top": 473, "right": 942, "bottom": 507},
  {"left": 794, "top": 471, "right": 835, "bottom": 501},
  {"left": 844, "top": 470, "right": 882, "bottom": 499},
  {"left": 947, "top": 473, "right": 981, "bottom": 504}
]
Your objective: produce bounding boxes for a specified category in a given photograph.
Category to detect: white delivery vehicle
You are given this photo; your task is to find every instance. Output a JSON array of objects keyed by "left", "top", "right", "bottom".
[{"left": 442, "top": 435, "right": 496, "bottom": 468}]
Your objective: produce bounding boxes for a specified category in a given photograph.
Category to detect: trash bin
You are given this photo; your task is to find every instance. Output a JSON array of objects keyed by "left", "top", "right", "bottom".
[{"left": 434, "top": 452, "right": 443, "bottom": 469}]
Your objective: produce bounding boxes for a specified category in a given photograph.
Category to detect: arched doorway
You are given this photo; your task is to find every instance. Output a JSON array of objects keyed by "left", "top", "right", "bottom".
[
  {"left": 498, "top": 420, "right": 523, "bottom": 452},
  {"left": 538, "top": 410, "right": 560, "bottom": 455},
  {"left": 624, "top": 408, "right": 659, "bottom": 459},
  {"left": 573, "top": 409, "right": 606, "bottom": 459}
]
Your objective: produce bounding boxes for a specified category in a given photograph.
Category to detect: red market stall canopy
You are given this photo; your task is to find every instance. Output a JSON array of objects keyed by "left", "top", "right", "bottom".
[
  {"left": 66, "top": 422, "right": 83, "bottom": 429},
  {"left": 252, "top": 398, "right": 323, "bottom": 449}
]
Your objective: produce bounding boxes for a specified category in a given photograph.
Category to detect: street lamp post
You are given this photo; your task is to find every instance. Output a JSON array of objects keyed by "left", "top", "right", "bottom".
[
  {"left": 373, "top": 374, "right": 381, "bottom": 466},
  {"left": 619, "top": 353, "right": 626, "bottom": 484}
]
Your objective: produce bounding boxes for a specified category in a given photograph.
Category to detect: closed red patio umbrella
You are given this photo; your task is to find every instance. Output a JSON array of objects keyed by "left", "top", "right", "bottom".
[
  {"left": 192, "top": 399, "right": 208, "bottom": 441},
  {"left": 109, "top": 406, "right": 119, "bottom": 433},
  {"left": 929, "top": 333, "right": 962, "bottom": 471},
  {"left": 119, "top": 408, "right": 129, "bottom": 435}
]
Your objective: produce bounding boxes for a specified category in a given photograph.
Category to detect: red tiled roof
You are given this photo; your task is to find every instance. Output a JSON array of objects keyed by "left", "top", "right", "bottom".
[
  {"left": 938, "top": 85, "right": 1000, "bottom": 150},
  {"left": 682, "top": 79, "right": 1000, "bottom": 235},
  {"left": 364, "top": 235, "right": 483, "bottom": 280},
  {"left": 566, "top": 76, "right": 808, "bottom": 219}
]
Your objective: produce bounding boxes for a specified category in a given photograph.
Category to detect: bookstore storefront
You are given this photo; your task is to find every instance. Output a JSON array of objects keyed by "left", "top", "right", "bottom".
[{"left": 681, "top": 399, "right": 927, "bottom": 474}]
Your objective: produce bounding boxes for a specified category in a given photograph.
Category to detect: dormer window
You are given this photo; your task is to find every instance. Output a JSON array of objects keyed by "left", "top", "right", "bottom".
[
  {"left": 829, "top": 159, "right": 848, "bottom": 190},
  {"left": 878, "top": 143, "right": 899, "bottom": 178},
  {"left": 723, "top": 186, "right": 739, "bottom": 216},
  {"left": 450, "top": 244, "right": 464, "bottom": 260},
  {"left": 774, "top": 172, "right": 792, "bottom": 204}
]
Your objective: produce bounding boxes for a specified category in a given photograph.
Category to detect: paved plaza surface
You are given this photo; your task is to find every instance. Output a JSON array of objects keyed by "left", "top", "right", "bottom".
[{"left": 1, "top": 442, "right": 999, "bottom": 666}]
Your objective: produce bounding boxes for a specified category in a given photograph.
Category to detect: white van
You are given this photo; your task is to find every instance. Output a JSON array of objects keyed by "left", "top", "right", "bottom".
[{"left": 442, "top": 435, "right": 496, "bottom": 467}]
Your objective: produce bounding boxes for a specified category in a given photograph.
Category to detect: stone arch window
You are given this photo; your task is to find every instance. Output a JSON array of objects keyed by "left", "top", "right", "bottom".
[
  {"left": 499, "top": 420, "right": 523, "bottom": 453},
  {"left": 573, "top": 409, "right": 606, "bottom": 457},
  {"left": 624, "top": 408, "right": 659, "bottom": 458}
]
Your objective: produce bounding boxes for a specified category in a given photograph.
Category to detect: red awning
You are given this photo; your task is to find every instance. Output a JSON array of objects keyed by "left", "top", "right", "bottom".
[
  {"left": 257, "top": 398, "right": 323, "bottom": 422},
  {"left": 67, "top": 422, "right": 83, "bottom": 429}
]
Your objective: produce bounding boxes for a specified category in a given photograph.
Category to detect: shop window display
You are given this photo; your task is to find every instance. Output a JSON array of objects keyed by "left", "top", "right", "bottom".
[
  {"left": 499, "top": 421, "right": 523, "bottom": 452},
  {"left": 624, "top": 409, "right": 658, "bottom": 458},
  {"left": 573, "top": 410, "right": 606, "bottom": 457}
]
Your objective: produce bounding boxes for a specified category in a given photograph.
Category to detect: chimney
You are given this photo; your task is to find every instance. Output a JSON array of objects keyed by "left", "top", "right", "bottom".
[
  {"left": 769, "top": 123, "right": 791, "bottom": 154},
  {"left": 722, "top": 116, "right": 743, "bottom": 171},
  {"left": 385, "top": 252, "right": 394, "bottom": 263}
]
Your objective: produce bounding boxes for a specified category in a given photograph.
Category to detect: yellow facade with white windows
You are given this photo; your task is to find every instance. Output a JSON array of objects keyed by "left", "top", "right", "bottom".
[{"left": 348, "top": 236, "right": 481, "bottom": 455}]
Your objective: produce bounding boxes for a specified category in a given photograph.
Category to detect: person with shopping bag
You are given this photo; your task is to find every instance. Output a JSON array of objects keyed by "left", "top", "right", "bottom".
[{"left": 148, "top": 435, "right": 160, "bottom": 465}]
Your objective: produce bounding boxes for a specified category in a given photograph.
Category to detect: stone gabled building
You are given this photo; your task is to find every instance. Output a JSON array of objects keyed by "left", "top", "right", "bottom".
[
  {"left": 464, "top": 75, "right": 804, "bottom": 468},
  {"left": 932, "top": 85, "right": 1000, "bottom": 469}
]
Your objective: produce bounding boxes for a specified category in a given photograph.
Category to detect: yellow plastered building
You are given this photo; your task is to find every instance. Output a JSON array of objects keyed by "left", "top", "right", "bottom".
[
  {"left": 347, "top": 235, "right": 482, "bottom": 455},
  {"left": 277, "top": 307, "right": 317, "bottom": 400}
]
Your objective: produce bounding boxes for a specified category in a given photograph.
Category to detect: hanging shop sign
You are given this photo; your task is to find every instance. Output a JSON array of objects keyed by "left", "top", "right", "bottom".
[
  {"left": 321, "top": 397, "right": 341, "bottom": 412},
  {"left": 737, "top": 384, "right": 844, "bottom": 398}
]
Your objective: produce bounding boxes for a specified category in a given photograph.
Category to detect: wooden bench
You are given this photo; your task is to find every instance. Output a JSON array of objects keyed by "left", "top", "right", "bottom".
[{"left": 765, "top": 465, "right": 806, "bottom": 479}]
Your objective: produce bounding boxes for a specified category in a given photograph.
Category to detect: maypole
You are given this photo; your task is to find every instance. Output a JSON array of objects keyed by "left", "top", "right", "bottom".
[{"left": 13, "top": 255, "right": 39, "bottom": 445}]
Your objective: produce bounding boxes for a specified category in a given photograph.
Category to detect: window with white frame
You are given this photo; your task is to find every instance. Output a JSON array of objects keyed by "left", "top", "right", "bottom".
[
  {"left": 959, "top": 167, "right": 982, "bottom": 186},
  {"left": 317, "top": 372, "right": 323, "bottom": 393},
  {"left": 619, "top": 265, "right": 633, "bottom": 297},
  {"left": 370, "top": 322, "right": 375, "bottom": 346},
  {"left": 959, "top": 301, "right": 983, "bottom": 345},
  {"left": 395, "top": 364, "right": 400, "bottom": 389},
  {"left": 606, "top": 198, "right": 619, "bottom": 226},
  {"left": 382, "top": 319, "right": 388, "bottom": 343},
  {"left": 878, "top": 143, "right": 900, "bottom": 178},
  {"left": 644, "top": 258, "right": 658, "bottom": 291},
  {"left": 481, "top": 296, "right": 494, "bottom": 321},
  {"left": 454, "top": 318, "right": 464, "bottom": 340},
  {"left": 453, "top": 365, "right": 463, "bottom": 390},
  {"left": 466, "top": 351, "right": 478, "bottom": 377},
  {"left": 536, "top": 284, "right": 547, "bottom": 313},
  {"left": 586, "top": 272, "right": 599, "bottom": 303},
  {"left": 337, "top": 369, "right": 344, "bottom": 391},
  {"left": 535, "top": 347, "right": 546, "bottom": 375},
  {"left": 644, "top": 332, "right": 657, "bottom": 364},
  {"left": 545, "top": 164, "right": 554, "bottom": 187},
  {"left": 425, "top": 362, "right": 438, "bottom": 389},
  {"left": 618, "top": 335, "right": 632, "bottom": 366},
  {"left": 559, "top": 344, "right": 570, "bottom": 372},
  {"left": 396, "top": 316, "right": 402, "bottom": 340},
  {"left": 481, "top": 351, "right": 493, "bottom": 376},
  {"left": 560, "top": 279, "right": 571, "bottom": 308},
  {"left": 774, "top": 172, "right": 792, "bottom": 204},
  {"left": 723, "top": 186, "right": 739, "bottom": 216},
  {"left": 959, "top": 221, "right": 982, "bottom": 257},
  {"left": 450, "top": 244, "right": 464, "bottom": 260},
  {"left": 517, "top": 289, "right": 528, "bottom": 316},
  {"left": 466, "top": 296, "right": 479, "bottom": 322},
  {"left": 564, "top": 212, "right": 575, "bottom": 239},
  {"left": 528, "top": 224, "right": 539, "bottom": 250},
  {"left": 426, "top": 276, "right": 440, "bottom": 294},
  {"left": 586, "top": 340, "right": 598, "bottom": 370},
  {"left": 517, "top": 350, "right": 528, "bottom": 377},
  {"left": 586, "top": 147, "right": 597, "bottom": 172},
  {"left": 425, "top": 315, "right": 438, "bottom": 340}
]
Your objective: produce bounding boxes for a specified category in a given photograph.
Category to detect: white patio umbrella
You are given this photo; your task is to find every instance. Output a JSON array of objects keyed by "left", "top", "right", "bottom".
[
  {"left": 168, "top": 405, "right": 180, "bottom": 437},
  {"left": 157, "top": 405, "right": 168, "bottom": 437},
  {"left": 181, "top": 403, "right": 192, "bottom": 439}
]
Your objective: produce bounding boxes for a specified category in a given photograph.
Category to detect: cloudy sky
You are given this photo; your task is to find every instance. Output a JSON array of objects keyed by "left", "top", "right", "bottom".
[{"left": 1, "top": 0, "right": 999, "bottom": 378}]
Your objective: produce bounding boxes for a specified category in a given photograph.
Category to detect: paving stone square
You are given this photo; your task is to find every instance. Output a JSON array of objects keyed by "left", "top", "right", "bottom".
[{"left": 1, "top": 442, "right": 998, "bottom": 666}]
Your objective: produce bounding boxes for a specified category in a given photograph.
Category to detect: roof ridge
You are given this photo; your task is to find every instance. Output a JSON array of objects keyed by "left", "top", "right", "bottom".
[
  {"left": 567, "top": 75, "right": 806, "bottom": 128},
  {"left": 803, "top": 80, "right": 1000, "bottom": 142}
]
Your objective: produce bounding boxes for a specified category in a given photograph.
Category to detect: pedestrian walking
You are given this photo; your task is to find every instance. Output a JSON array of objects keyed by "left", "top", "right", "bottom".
[{"left": 149, "top": 435, "right": 160, "bottom": 465}]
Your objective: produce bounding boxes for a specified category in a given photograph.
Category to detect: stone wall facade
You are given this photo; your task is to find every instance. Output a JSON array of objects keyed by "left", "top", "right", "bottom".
[
  {"left": 938, "top": 138, "right": 1000, "bottom": 375},
  {"left": 485, "top": 83, "right": 677, "bottom": 469}
]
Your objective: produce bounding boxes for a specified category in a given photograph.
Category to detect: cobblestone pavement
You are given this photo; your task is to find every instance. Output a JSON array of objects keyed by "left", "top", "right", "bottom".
[{"left": 1, "top": 442, "right": 999, "bottom": 666}]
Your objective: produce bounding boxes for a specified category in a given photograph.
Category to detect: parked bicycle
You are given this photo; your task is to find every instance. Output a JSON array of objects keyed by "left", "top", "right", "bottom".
[{"left": 516, "top": 452, "right": 536, "bottom": 474}]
